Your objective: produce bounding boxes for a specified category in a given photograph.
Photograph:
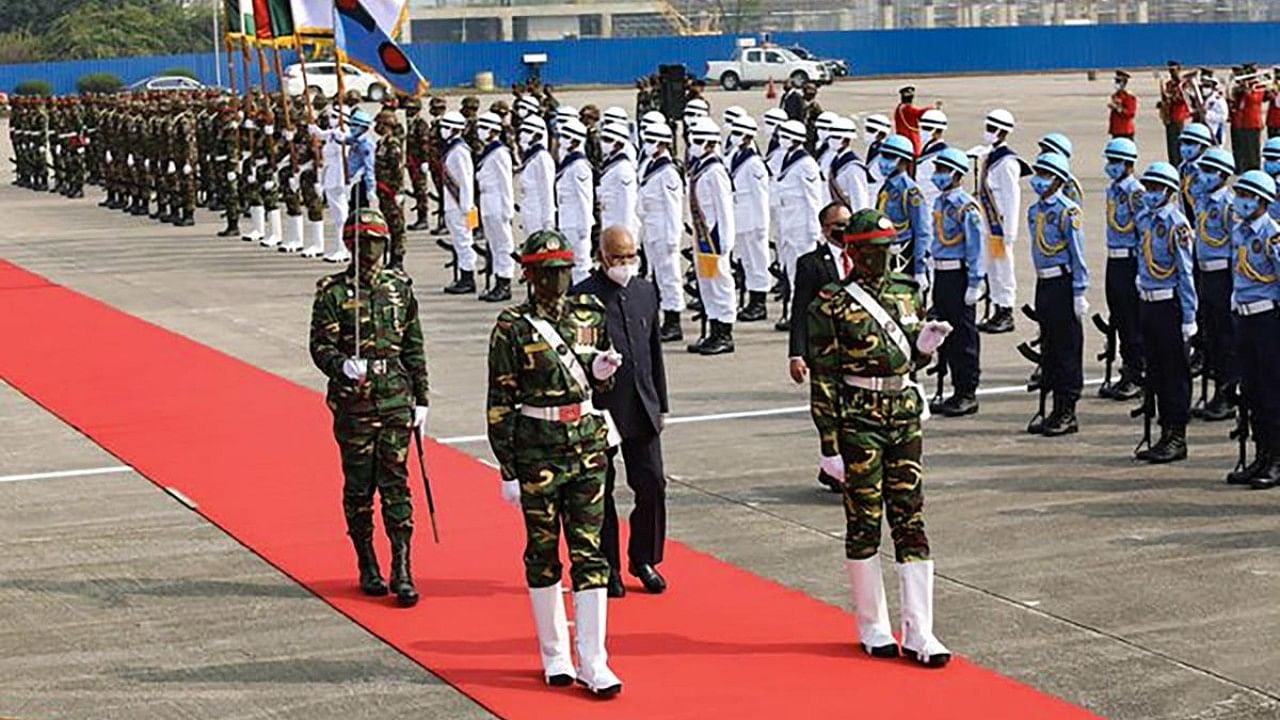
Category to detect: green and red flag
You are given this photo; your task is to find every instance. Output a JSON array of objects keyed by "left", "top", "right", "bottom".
[{"left": 252, "top": 0, "right": 296, "bottom": 46}]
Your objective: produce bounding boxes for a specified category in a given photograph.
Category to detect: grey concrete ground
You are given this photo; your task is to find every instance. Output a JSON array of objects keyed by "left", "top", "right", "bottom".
[{"left": 2, "top": 72, "right": 1280, "bottom": 720}]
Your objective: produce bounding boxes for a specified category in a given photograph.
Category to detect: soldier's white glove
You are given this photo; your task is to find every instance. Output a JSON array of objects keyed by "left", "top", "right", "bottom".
[
  {"left": 964, "top": 285, "right": 981, "bottom": 306},
  {"left": 167, "top": 161, "right": 176, "bottom": 175},
  {"left": 308, "top": 124, "right": 321, "bottom": 137},
  {"left": 263, "top": 180, "right": 275, "bottom": 192},
  {"left": 500, "top": 479, "right": 521, "bottom": 507},
  {"left": 341, "top": 357, "right": 368, "bottom": 382},
  {"left": 144, "top": 159, "right": 151, "bottom": 171},
  {"left": 1073, "top": 295, "right": 1089, "bottom": 319},
  {"left": 126, "top": 154, "right": 134, "bottom": 167},
  {"left": 282, "top": 128, "right": 294, "bottom": 142},
  {"left": 420, "top": 162, "right": 429, "bottom": 175},
  {"left": 314, "top": 182, "right": 325, "bottom": 196},
  {"left": 288, "top": 176, "right": 300, "bottom": 192},
  {"left": 914, "top": 272, "right": 930, "bottom": 293},
  {"left": 263, "top": 124, "right": 275, "bottom": 137},
  {"left": 916, "top": 320, "right": 953, "bottom": 354},
  {"left": 105, "top": 150, "right": 113, "bottom": 163},
  {"left": 244, "top": 119, "right": 256, "bottom": 130},
  {"left": 1182, "top": 322, "right": 1197, "bottom": 342},
  {"left": 412, "top": 405, "right": 428, "bottom": 430},
  {"left": 182, "top": 163, "right": 192, "bottom": 175},
  {"left": 247, "top": 172, "right": 257, "bottom": 184},
  {"left": 226, "top": 171, "right": 237, "bottom": 181},
  {"left": 591, "top": 349, "right": 624, "bottom": 380},
  {"left": 819, "top": 454, "right": 845, "bottom": 483}
]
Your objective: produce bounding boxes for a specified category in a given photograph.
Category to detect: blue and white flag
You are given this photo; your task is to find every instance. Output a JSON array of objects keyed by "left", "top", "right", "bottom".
[{"left": 334, "top": 0, "right": 427, "bottom": 97}]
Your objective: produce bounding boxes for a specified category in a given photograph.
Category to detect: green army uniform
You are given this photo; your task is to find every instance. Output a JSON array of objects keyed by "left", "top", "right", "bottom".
[
  {"left": 404, "top": 98, "right": 432, "bottom": 230},
  {"left": 215, "top": 104, "right": 242, "bottom": 237},
  {"left": 374, "top": 114, "right": 407, "bottom": 267},
  {"left": 487, "top": 230, "right": 624, "bottom": 696},
  {"left": 32, "top": 101, "right": 50, "bottom": 191},
  {"left": 301, "top": 97, "right": 328, "bottom": 231},
  {"left": 309, "top": 208, "right": 429, "bottom": 607},
  {"left": 171, "top": 106, "right": 198, "bottom": 226},
  {"left": 806, "top": 208, "right": 951, "bottom": 669}
]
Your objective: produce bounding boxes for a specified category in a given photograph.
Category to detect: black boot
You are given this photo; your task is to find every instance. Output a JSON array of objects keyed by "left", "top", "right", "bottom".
[
  {"left": 1027, "top": 394, "right": 1049, "bottom": 435},
  {"left": 99, "top": 193, "right": 113, "bottom": 208},
  {"left": 978, "top": 306, "right": 1014, "bottom": 334},
  {"left": 737, "top": 291, "right": 768, "bottom": 322},
  {"left": 1228, "top": 443, "right": 1270, "bottom": 485},
  {"left": 176, "top": 208, "right": 195, "bottom": 227},
  {"left": 1200, "top": 386, "right": 1237, "bottom": 422},
  {"left": 659, "top": 311, "right": 683, "bottom": 342},
  {"left": 443, "top": 270, "right": 476, "bottom": 295},
  {"left": 388, "top": 530, "right": 419, "bottom": 607},
  {"left": 408, "top": 211, "right": 431, "bottom": 231},
  {"left": 607, "top": 571, "right": 626, "bottom": 599},
  {"left": 351, "top": 533, "right": 388, "bottom": 597},
  {"left": 1109, "top": 374, "right": 1143, "bottom": 401},
  {"left": 217, "top": 215, "right": 241, "bottom": 238},
  {"left": 773, "top": 315, "right": 790, "bottom": 332},
  {"left": 478, "top": 277, "right": 512, "bottom": 303},
  {"left": 1146, "top": 424, "right": 1188, "bottom": 464},
  {"left": 1041, "top": 395, "right": 1079, "bottom": 436},
  {"left": 697, "top": 320, "right": 735, "bottom": 355},
  {"left": 936, "top": 391, "right": 979, "bottom": 417}
]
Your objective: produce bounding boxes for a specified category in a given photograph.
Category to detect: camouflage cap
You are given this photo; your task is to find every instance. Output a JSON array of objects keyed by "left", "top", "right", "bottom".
[
  {"left": 343, "top": 208, "right": 391, "bottom": 242},
  {"left": 518, "top": 230, "right": 576, "bottom": 269},
  {"left": 401, "top": 96, "right": 422, "bottom": 111},
  {"left": 428, "top": 95, "right": 446, "bottom": 109},
  {"left": 838, "top": 209, "right": 896, "bottom": 247},
  {"left": 461, "top": 95, "right": 480, "bottom": 109}
]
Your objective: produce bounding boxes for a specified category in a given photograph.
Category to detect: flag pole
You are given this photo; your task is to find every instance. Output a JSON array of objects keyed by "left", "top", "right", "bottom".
[
  {"left": 333, "top": 1, "right": 358, "bottom": 361},
  {"left": 224, "top": 35, "right": 239, "bottom": 94},
  {"left": 239, "top": 36, "right": 254, "bottom": 98}
]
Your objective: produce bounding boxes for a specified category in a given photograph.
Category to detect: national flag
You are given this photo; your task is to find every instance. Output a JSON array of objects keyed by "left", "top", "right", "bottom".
[
  {"left": 252, "top": 0, "right": 295, "bottom": 45},
  {"left": 291, "top": 0, "right": 407, "bottom": 42},
  {"left": 334, "top": 0, "right": 428, "bottom": 97},
  {"left": 224, "top": 0, "right": 243, "bottom": 37},
  {"left": 239, "top": 0, "right": 257, "bottom": 41}
]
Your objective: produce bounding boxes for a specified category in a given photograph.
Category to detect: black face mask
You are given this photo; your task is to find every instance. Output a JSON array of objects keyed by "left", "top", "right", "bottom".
[
  {"left": 529, "top": 267, "right": 573, "bottom": 303},
  {"left": 844, "top": 243, "right": 891, "bottom": 282}
]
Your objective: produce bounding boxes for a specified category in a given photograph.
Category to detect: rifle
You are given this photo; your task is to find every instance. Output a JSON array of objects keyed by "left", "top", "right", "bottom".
[
  {"left": 411, "top": 427, "right": 441, "bottom": 544},
  {"left": 1229, "top": 386, "right": 1249, "bottom": 477},
  {"left": 1092, "top": 313, "right": 1116, "bottom": 396},
  {"left": 1131, "top": 382, "right": 1155, "bottom": 457},
  {"left": 1016, "top": 341, "right": 1047, "bottom": 433},
  {"left": 926, "top": 359, "right": 947, "bottom": 408}
]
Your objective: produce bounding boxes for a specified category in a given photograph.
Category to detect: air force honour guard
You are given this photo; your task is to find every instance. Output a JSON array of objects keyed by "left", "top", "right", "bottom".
[
  {"left": 1264, "top": 138, "right": 1280, "bottom": 217},
  {"left": 517, "top": 114, "right": 557, "bottom": 236},
  {"left": 1101, "top": 137, "right": 1146, "bottom": 401},
  {"left": 1191, "top": 147, "right": 1239, "bottom": 421},
  {"left": 637, "top": 121, "right": 687, "bottom": 343},
  {"left": 686, "top": 117, "right": 737, "bottom": 355},
  {"left": 876, "top": 134, "right": 932, "bottom": 287},
  {"left": 728, "top": 114, "right": 772, "bottom": 323},
  {"left": 440, "top": 110, "right": 479, "bottom": 295},
  {"left": 555, "top": 118, "right": 596, "bottom": 283},
  {"left": 978, "top": 108, "right": 1025, "bottom": 334},
  {"left": 476, "top": 111, "right": 516, "bottom": 303},
  {"left": 929, "top": 147, "right": 986, "bottom": 417},
  {"left": 1037, "top": 132, "right": 1085, "bottom": 206}
]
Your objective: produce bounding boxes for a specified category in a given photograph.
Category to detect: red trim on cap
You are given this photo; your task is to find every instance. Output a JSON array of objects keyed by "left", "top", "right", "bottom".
[
  {"left": 343, "top": 223, "right": 389, "bottom": 237},
  {"left": 842, "top": 228, "right": 897, "bottom": 242},
  {"left": 521, "top": 250, "right": 576, "bottom": 264}
]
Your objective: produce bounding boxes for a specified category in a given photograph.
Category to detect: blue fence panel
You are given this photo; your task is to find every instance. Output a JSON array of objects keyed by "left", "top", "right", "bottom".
[{"left": 3, "top": 23, "right": 1280, "bottom": 95}]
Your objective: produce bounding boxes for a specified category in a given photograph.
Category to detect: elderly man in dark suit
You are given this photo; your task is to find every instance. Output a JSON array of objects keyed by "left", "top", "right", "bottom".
[
  {"left": 788, "top": 202, "right": 852, "bottom": 492},
  {"left": 572, "top": 226, "right": 671, "bottom": 597}
]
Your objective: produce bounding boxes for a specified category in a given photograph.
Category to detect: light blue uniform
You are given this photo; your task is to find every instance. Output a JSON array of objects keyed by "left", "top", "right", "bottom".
[
  {"left": 930, "top": 187, "right": 985, "bottom": 290},
  {"left": 1028, "top": 192, "right": 1088, "bottom": 298},
  {"left": 876, "top": 170, "right": 932, "bottom": 275},
  {"left": 1231, "top": 213, "right": 1280, "bottom": 307}
]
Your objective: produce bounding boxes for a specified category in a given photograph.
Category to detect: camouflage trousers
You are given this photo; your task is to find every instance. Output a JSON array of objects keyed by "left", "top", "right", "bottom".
[
  {"left": 838, "top": 386, "right": 930, "bottom": 563},
  {"left": 333, "top": 407, "right": 415, "bottom": 540},
  {"left": 378, "top": 189, "right": 407, "bottom": 265},
  {"left": 279, "top": 169, "right": 303, "bottom": 217},
  {"left": 301, "top": 170, "right": 326, "bottom": 222},
  {"left": 220, "top": 167, "right": 240, "bottom": 221},
  {"left": 407, "top": 157, "right": 429, "bottom": 212},
  {"left": 516, "top": 442, "right": 611, "bottom": 592}
]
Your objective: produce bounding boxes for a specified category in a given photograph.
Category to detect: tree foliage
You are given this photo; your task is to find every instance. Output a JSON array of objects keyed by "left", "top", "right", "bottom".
[
  {"left": 0, "top": 28, "right": 43, "bottom": 64},
  {"left": 0, "top": 0, "right": 213, "bottom": 62}
]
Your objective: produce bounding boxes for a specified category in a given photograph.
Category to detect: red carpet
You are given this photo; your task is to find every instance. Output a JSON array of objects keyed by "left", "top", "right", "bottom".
[{"left": 0, "top": 259, "right": 1100, "bottom": 719}]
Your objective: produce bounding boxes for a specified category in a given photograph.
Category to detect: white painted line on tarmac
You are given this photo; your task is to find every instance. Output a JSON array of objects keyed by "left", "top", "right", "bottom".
[
  {"left": 435, "top": 377, "right": 1105, "bottom": 445},
  {"left": 0, "top": 465, "right": 133, "bottom": 484}
]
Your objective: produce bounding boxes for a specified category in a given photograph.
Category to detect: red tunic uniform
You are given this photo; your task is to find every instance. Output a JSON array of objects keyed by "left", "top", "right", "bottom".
[
  {"left": 1236, "top": 87, "right": 1265, "bottom": 130},
  {"left": 1267, "top": 91, "right": 1280, "bottom": 131},
  {"left": 1109, "top": 90, "right": 1137, "bottom": 136},
  {"left": 894, "top": 102, "right": 927, "bottom": 156},
  {"left": 1164, "top": 81, "right": 1190, "bottom": 123}
]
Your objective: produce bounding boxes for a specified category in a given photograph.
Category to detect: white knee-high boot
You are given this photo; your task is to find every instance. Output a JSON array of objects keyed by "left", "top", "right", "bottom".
[
  {"left": 243, "top": 205, "right": 265, "bottom": 242},
  {"left": 301, "top": 219, "right": 325, "bottom": 258},
  {"left": 279, "top": 213, "right": 305, "bottom": 252},
  {"left": 573, "top": 588, "right": 622, "bottom": 697},
  {"left": 528, "top": 583, "right": 577, "bottom": 686},
  {"left": 897, "top": 559, "right": 951, "bottom": 668},
  {"left": 261, "top": 208, "right": 283, "bottom": 248},
  {"left": 845, "top": 556, "right": 900, "bottom": 658}
]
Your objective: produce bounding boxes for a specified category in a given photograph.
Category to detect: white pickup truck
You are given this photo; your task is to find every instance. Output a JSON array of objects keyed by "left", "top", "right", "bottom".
[{"left": 706, "top": 46, "right": 833, "bottom": 91}]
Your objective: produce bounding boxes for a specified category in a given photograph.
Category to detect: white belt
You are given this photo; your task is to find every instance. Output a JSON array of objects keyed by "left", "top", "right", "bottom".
[
  {"left": 1036, "top": 265, "right": 1068, "bottom": 279},
  {"left": 934, "top": 259, "right": 964, "bottom": 271},
  {"left": 1198, "top": 258, "right": 1229, "bottom": 272},
  {"left": 1107, "top": 247, "right": 1134, "bottom": 259},
  {"left": 520, "top": 399, "right": 599, "bottom": 423},
  {"left": 214, "top": 154, "right": 229, "bottom": 162},
  {"left": 1140, "top": 288, "right": 1175, "bottom": 302},
  {"left": 1236, "top": 299, "right": 1276, "bottom": 316},
  {"left": 889, "top": 241, "right": 907, "bottom": 254},
  {"left": 843, "top": 375, "right": 907, "bottom": 392}
]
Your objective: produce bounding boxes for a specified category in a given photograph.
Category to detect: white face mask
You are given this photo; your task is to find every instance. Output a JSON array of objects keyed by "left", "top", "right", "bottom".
[
  {"left": 687, "top": 141, "right": 706, "bottom": 159},
  {"left": 606, "top": 262, "right": 638, "bottom": 286},
  {"left": 1114, "top": 81, "right": 1125, "bottom": 91},
  {"left": 983, "top": 129, "right": 999, "bottom": 145}
]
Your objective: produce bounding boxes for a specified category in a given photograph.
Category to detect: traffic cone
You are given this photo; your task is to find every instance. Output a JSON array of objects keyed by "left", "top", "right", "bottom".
[{"left": 765, "top": 77, "right": 777, "bottom": 100}]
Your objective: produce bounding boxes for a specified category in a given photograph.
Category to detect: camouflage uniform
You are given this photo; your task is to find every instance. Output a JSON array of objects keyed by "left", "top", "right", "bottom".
[
  {"left": 486, "top": 231, "right": 616, "bottom": 592},
  {"left": 309, "top": 208, "right": 429, "bottom": 605},
  {"left": 374, "top": 112, "right": 407, "bottom": 267},
  {"left": 404, "top": 98, "right": 432, "bottom": 230},
  {"left": 171, "top": 106, "right": 198, "bottom": 225},
  {"left": 215, "top": 103, "right": 243, "bottom": 236},
  {"left": 300, "top": 97, "right": 328, "bottom": 227}
]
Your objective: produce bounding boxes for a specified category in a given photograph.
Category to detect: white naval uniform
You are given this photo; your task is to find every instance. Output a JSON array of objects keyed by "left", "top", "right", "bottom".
[
  {"left": 476, "top": 139, "right": 515, "bottom": 280},
  {"left": 598, "top": 149, "right": 639, "bottom": 239},
  {"left": 866, "top": 137, "right": 887, "bottom": 201},
  {"left": 517, "top": 143, "right": 556, "bottom": 236},
  {"left": 729, "top": 144, "right": 771, "bottom": 293},
  {"left": 774, "top": 145, "right": 823, "bottom": 302},
  {"left": 689, "top": 152, "right": 737, "bottom": 323},
  {"left": 309, "top": 123, "right": 352, "bottom": 257},
  {"left": 980, "top": 143, "right": 1023, "bottom": 308},
  {"left": 555, "top": 149, "right": 595, "bottom": 283},
  {"left": 829, "top": 145, "right": 870, "bottom": 212},
  {"left": 816, "top": 141, "right": 836, "bottom": 206},
  {"left": 765, "top": 136, "right": 786, "bottom": 290},
  {"left": 916, "top": 138, "right": 948, "bottom": 216},
  {"left": 442, "top": 136, "right": 477, "bottom": 272},
  {"left": 638, "top": 152, "right": 685, "bottom": 312}
]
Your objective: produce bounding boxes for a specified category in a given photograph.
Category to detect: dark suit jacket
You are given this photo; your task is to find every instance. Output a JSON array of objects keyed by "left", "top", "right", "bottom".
[
  {"left": 572, "top": 271, "right": 669, "bottom": 439},
  {"left": 788, "top": 242, "right": 843, "bottom": 360}
]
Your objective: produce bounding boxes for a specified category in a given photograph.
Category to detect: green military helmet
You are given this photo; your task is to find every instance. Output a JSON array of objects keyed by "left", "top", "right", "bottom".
[
  {"left": 518, "top": 230, "right": 576, "bottom": 269},
  {"left": 839, "top": 208, "right": 896, "bottom": 246},
  {"left": 343, "top": 207, "right": 392, "bottom": 245},
  {"left": 401, "top": 96, "right": 422, "bottom": 113},
  {"left": 461, "top": 95, "right": 480, "bottom": 110}
]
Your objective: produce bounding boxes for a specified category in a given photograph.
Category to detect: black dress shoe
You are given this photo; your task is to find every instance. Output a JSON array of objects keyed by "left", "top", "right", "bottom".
[
  {"left": 607, "top": 573, "right": 626, "bottom": 598},
  {"left": 628, "top": 563, "right": 666, "bottom": 594},
  {"left": 1110, "top": 377, "right": 1142, "bottom": 401},
  {"left": 936, "top": 393, "right": 979, "bottom": 417}
]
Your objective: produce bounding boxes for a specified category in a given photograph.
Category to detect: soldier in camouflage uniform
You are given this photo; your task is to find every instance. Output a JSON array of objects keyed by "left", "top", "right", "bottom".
[
  {"left": 257, "top": 102, "right": 284, "bottom": 247},
  {"left": 275, "top": 101, "right": 306, "bottom": 253},
  {"left": 486, "top": 230, "right": 624, "bottom": 697},
  {"left": 461, "top": 95, "right": 482, "bottom": 154},
  {"left": 299, "top": 95, "right": 329, "bottom": 257},
  {"left": 216, "top": 98, "right": 243, "bottom": 237},
  {"left": 806, "top": 208, "right": 952, "bottom": 669},
  {"left": 171, "top": 99, "right": 198, "bottom": 226},
  {"left": 427, "top": 96, "right": 449, "bottom": 234},
  {"left": 309, "top": 208, "right": 430, "bottom": 607},
  {"left": 404, "top": 98, "right": 432, "bottom": 231},
  {"left": 373, "top": 110, "right": 408, "bottom": 268}
]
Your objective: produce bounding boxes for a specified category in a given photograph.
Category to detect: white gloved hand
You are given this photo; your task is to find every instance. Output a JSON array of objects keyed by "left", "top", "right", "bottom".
[
  {"left": 964, "top": 285, "right": 982, "bottom": 306},
  {"left": 1182, "top": 322, "right": 1197, "bottom": 342},
  {"left": 226, "top": 171, "right": 237, "bottom": 181},
  {"left": 126, "top": 154, "right": 134, "bottom": 167},
  {"left": 500, "top": 479, "right": 521, "bottom": 507},
  {"left": 412, "top": 405, "right": 428, "bottom": 430},
  {"left": 105, "top": 150, "right": 113, "bottom": 163},
  {"left": 308, "top": 124, "right": 321, "bottom": 137},
  {"left": 247, "top": 172, "right": 257, "bottom": 184},
  {"left": 591, "top": 349, "right": 624, "bottom": 380},
  {"left": 819, "top": 454, "right": 845, "bottom": 482},
  {"left": 1073, "top": 295, "right": 1089, "bottom": 318},
  {"left": 288, "top": 176, "right": 300, "bottom": 192},
  {"left": 916, "top": 320, "right": 954, "bottom": 354},
  {"left": 914, "top": 272, "right": 930, "bottom": 293},
  {"left": 167, "top": 161, "right": 176, "bottom": 175},
  {"left": 144, "top": 159, "right": 151, "bottom": 171},
  {"left": 182, "top": 163, "right": 192, "bottom": 175},
  {"left": 282, "top": 128, "right": 295, "bottom": 142},
  {"left": 314, "top": 182, "right": 324, "bottom": 196},
  {"left": 263, "top": 180, "right": 276, "bottom": 192},
  {"left": 420, "top": 162, "right": 429, "bottom": 175},
  {"left": 264, "top": 125, "right": 275, "bottom": 137},
  {"left": 341, "top": 358, "right": 368, "bottom": 382}
]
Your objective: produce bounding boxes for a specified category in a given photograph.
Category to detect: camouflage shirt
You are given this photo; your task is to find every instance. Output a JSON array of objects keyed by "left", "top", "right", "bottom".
[
  {"left": 309, "top": 268, "right": 430, "bottom": 416},
  {"left": 806, "top": 274, "right": 928, "bottom": 455},
  {"left": 486, "top": 295, "right": 614, "bottom": 479},
  {"left": 375, "top": 133, "right": 403, "bottom": 195}
]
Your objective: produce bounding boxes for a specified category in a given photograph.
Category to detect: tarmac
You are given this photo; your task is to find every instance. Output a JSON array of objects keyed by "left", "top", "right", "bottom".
[{"left": 2, "top": 72, "right": 1280, "bottom": 719}]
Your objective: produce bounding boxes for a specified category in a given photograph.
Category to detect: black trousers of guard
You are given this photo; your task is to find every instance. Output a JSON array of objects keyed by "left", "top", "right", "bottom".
[
  {"left": 1234, "top": 127, "right": 1261, "bottom": 172},
  {"left": 600, "top": 428, "right": 667, "bottom": 571},
  {"left": 1164, "top": 122, "right": 1182, "bottom": 165},
  {"left": 1140, "top": 297, "right": 1191, "bottom": 428},
  {"left": 1198, "top": 269, "right": 1237, "bottom": 389},
  {"left": 1035, "top": 274, "right": 1082, "bottom": 401},
  {"left": 933, "top": 267, "right": 980, "bottom": 393},
  {"left": 1106, "top": 256, "right": 1144, "bottom": 380},
  {"left": 348, "top": 181, "right": 370, "bottom": 215},
  {"left": 1235, "top": 309, "right": 1280, "bottom": 447}
]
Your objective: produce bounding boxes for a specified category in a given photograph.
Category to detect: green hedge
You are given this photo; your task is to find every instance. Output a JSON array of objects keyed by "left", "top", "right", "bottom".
[
  {"left": 159, "top": 66, "right": 197, "bottom": 79},
  {"left": 76, "top": 72, "right": 124, "bottom": 94},
  {"left": 14, "top": 79, "right": 52, "bottom": 97}
]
